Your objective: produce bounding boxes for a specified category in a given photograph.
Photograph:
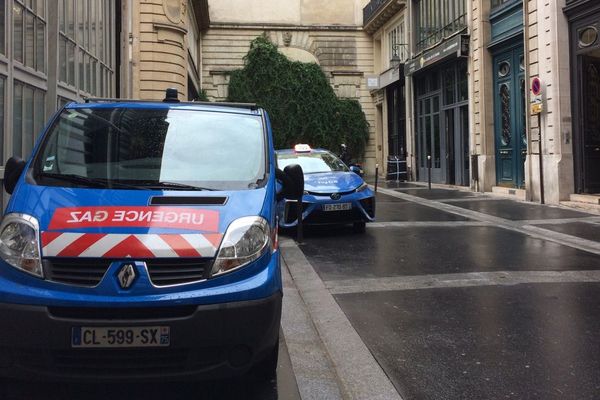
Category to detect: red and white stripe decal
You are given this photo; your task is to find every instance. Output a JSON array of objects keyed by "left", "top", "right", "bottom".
[{"left": 41, "top": 232, "right": 223, "bottom": 258}]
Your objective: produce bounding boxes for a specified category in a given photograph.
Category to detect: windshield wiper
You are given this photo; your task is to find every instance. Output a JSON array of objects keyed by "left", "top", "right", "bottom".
[
  {"left": 37, "top": 173, "right": 148, "bottom": 190},
  {"left": 138, "top": 181, "right": 216, "bottom": 191}
]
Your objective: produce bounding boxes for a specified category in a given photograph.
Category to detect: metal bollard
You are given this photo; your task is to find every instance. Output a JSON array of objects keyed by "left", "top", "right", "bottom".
[
  {"left": 375, "top": 163, "right": 379, "bottom": 193},
  {"left": 427, "top": 155, "right": 432, "bottom": 190}
]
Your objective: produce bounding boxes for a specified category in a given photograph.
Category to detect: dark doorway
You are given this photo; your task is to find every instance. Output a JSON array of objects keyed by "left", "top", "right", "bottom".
[
  {"left": 415, "top": 60, "right": 469, "bottom": 185},
  {"left": 571, "top": 13, "right": 600, "bottom": 194},
  {"left": 578, "top": 55, "right": 600, "bottom": 192},
  {"left": 386, "top": 80, "right": 406, "bottom": 158}
]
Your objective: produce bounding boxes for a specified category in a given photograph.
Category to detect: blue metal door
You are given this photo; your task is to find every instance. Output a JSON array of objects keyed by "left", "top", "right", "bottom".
[{"left": 494, "top": 46, "right": 526, "bottom": 188}]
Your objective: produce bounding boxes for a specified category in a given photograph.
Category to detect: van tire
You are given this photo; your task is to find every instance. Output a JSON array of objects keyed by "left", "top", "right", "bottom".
[{"left": 353, "top": 221, "right": 366, "bottom": 233}]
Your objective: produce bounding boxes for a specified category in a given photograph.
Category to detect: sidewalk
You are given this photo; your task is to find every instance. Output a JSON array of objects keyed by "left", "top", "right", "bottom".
[{"left": 371, "top": 178, "right": 600, "bottom": 216}]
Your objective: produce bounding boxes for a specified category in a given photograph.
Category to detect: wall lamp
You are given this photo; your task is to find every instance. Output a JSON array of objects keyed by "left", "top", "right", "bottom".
[{"left": 390, "top": 43, "right": 409, "bottom": 70}]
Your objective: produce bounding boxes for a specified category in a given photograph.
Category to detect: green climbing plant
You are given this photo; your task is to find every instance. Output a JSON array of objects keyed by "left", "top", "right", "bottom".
[{"left": 227, "top": 35, "right": 369, "bottom": 161}]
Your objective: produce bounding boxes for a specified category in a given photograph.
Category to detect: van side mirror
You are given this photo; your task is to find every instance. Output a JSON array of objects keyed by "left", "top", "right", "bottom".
[
  {"left": 4, "top": 157, "right": 27, "bottom": 194},
  {"left": 283, "top": 164, "right": 304, "bottom": 200},
  {"left": 276, "top": 165, "right": 304, "bottom": 201}
]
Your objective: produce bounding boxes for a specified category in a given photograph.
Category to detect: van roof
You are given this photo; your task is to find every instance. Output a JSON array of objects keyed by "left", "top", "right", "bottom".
[{"left": 67, "top": 101, "right": 262, "bottom": 116}]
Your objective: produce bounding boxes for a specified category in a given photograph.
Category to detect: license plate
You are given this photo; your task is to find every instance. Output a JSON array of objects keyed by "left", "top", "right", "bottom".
[
  {"left": 322, "top": 203, "right": 352, "bottom": 212},
  {"left": 72, "top": 326, "right": 170, "bottom": 348}
]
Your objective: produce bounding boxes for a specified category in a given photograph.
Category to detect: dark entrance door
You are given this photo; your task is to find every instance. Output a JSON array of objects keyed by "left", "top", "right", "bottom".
[
  {"left": 417, "top": 94, "right": 443, "bottom": 182},
  {"left": 493, "top": 45, "right": 526, "bottom": 188},
  {"left": 386, "top": 80, "right": 406, "bottom": 158},
  {"left": 579, "top": 56, "right": 600, "bottom": 192}
]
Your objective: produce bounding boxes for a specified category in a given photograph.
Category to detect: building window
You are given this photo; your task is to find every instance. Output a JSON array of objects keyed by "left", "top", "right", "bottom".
[
  {"left": 59, "top": 0, "right": 114, "bottom": 97},
  {"left": 12, "top": 0, "right": 46, "bottom": 72},
  {"left": 388, "top": 20, "right": 407, "bottom": 66},
  {"left": 0, "top": 76, "right": 5, "bottom": 166},
  {"left": 0, "top": 0, "right": 6, "bottom": 55},
  {"left": 491, "top": 0, "right": 516, "bottom": 10},
  {"left": 12, "top": 80, "right": 45, "bottom": 158},
  {"left": 415, "top": 0, "right": 466, "bottom": 52}
]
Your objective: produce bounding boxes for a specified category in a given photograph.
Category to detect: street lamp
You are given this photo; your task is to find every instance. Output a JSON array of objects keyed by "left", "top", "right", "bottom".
[{"left": 390, "top": 43, "right": 408, "bottom": 70}]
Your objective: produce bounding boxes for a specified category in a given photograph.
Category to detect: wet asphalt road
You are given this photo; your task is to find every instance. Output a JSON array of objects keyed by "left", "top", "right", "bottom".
[{"left": 297, "top": 184, "right": 600, "bottom": 399}]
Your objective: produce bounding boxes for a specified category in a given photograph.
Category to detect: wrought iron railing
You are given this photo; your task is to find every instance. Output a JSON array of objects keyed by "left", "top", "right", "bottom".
[{"left": 415, "top": 13, "right": 467, "bottom": 52}]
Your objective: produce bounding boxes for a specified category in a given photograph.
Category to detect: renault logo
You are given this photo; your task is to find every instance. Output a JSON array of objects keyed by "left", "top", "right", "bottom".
[
  {"left": 330, "top": 193, "right": 341, "bottom": 200},
  {"left": 117, "top": 263, "right": 136, "bottom": 289}
]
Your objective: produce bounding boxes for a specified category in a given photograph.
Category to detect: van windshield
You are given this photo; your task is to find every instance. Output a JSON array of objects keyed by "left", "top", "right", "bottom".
[{"left": 34, "top": 107, "right": 266, "bottom": 191}]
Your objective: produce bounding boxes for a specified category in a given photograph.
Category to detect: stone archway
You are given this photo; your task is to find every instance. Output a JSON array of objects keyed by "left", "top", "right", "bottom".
[{"left": 268, "top": 31, "right": 320, "bottom": 64}]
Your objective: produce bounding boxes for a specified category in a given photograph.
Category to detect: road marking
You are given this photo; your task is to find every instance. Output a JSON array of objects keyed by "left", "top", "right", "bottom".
[
  {"left": 281, "top": 239, "right": 403, "bottom": 400},
  {"left": 376, "top": 187, "right": 600, "bottom": 255},
  {"left": 368, "top": 221, "right": 490, "bottom": 228},
  {"left": 516, "top": 217, "right": 600, "bottom": 225},
  {"left": 326, "top": 270, "right": 600, "bottom": 295},
  {"left": 437, "top": 197, "right": 509, "bottom": 203}
]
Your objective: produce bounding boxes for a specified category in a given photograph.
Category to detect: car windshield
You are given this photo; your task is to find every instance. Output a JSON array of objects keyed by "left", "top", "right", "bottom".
[
  {"left": 34, "top": 107, "right": 266, "bottom": 190},
  {"left": 277, "top": 151, "right": 348, "bottom": 174}
]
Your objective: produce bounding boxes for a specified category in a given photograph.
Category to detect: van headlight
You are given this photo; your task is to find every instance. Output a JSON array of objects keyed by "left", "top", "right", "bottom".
[
  {"left": 0, "top": 214, "right": 43, "bottom": 278},
  {"left": 211, "top": 216, "right": 271, "bottom": 276}
]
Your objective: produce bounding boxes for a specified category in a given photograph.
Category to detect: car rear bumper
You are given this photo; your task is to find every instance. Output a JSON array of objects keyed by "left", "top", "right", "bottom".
[{"left": 0, "top": 292, "right": 281, "bottom": 382}]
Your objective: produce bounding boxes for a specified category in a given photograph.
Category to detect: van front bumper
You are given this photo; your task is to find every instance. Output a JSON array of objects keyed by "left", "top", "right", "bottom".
[{"left": 0, "top": 292, "right": 281, "bottom": 382}]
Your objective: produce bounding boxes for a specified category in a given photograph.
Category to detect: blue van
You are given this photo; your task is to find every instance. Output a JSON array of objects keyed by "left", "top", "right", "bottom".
[{"left": 0, "top": 90, "right": 303, "bottom": 381}]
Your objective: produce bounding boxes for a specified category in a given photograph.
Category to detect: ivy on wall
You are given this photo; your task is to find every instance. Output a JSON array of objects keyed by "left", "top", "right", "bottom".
[{"left": 227, "top": 35, "right": 369, "bottom": 161}]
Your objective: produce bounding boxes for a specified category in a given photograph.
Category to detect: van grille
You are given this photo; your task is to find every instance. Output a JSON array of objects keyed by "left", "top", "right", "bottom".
[{"left": 43, "top": 258, "right": 213, "bottom": 287}]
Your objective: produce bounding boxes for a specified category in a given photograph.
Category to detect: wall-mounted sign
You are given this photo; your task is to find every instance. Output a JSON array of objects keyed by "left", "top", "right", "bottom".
[
  {"left": 404, "top": 34, "right": 469, "bottom": 76},
  {"left": 366, "top": 75, "right": 380, "bottom": 90},
  {"left": 531, "top": 77, "right": 542, "bottom": 96},
  {"left": 530, "top": 77, "right": 544, "bottom": 114}
]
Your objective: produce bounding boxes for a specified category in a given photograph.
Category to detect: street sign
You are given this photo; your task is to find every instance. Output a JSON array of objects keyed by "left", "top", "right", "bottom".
[
  {"left": 531, "top": 77, "right": 542, "bottom": 96},
  {"left": 530, "top": 77, "right": 544, "bottom": 114}
]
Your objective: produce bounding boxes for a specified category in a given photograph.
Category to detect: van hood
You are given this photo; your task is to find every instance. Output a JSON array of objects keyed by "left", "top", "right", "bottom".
[
  {"left": 303, "top": 172, "right": 363, "bottom": 194},
  {"left": 7, "top": 184, "right": 268, "bottom": 259}
]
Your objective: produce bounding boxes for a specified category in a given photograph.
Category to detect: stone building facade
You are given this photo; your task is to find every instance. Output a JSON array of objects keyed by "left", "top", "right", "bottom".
[
  {"left": 469, "top": 0, "right": 598, "bottom": 205},
  {"left": 200, "top": 0, "right": 378, "bottom": 172},
  {"left": 121, "top": 0, "right": 209, "bottom": 100},
  {"left": 361, "top": 0, "right": 598, "bottom": 205}
]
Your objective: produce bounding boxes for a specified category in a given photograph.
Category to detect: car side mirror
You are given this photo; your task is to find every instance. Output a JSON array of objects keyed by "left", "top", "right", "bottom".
[
  {"left": 4, "top": 157, "right": 27, "bottom": 194},
  {"left": 349, "top": 165, "right": 364, "bottom": 177}
]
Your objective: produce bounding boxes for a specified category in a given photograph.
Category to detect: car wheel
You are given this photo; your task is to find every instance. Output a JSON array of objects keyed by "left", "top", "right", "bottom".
[
  {"left": 252, "top": 336, "right": 279, "bottom": 380},
  {"left": 353, "top": 221, "right": 366, "bottom": 233}
]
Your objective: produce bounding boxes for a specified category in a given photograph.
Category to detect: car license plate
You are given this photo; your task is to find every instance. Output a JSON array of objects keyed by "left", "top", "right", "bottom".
[
  {"left": 72, "top": 326, "right": 170, "bottom": 348},
  {"left": 322, "top": 203, "right": 352, "bottom": 212}
]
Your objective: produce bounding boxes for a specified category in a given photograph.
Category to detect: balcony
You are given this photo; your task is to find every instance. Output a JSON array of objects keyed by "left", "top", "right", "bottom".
[{"left": 363, "top": 0, "right": 406, "bottom": 35}]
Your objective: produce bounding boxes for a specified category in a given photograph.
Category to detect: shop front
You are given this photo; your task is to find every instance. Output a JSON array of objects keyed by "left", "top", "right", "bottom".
[{"left": 406, "top": 34, "right": 470, "bottom": 185}]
